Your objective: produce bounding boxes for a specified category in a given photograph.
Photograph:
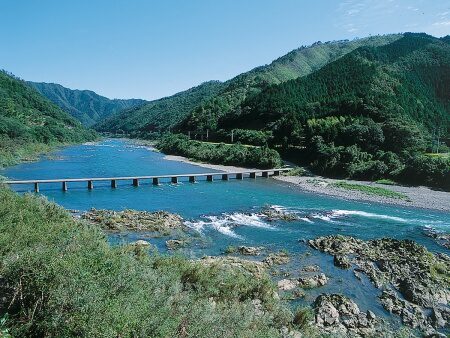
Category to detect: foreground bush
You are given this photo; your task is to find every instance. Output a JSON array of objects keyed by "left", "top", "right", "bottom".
[
  {"left": 157, "top": 134, "right": 283, "bottom": 169},
  {"left": 0, "top": 187, "right": 293, "bottom": 337}
]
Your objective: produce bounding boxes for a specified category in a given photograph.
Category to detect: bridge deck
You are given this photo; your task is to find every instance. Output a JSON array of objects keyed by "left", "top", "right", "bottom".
[{"left": 3, "top": 168, "right": 290, "bottom": 184}]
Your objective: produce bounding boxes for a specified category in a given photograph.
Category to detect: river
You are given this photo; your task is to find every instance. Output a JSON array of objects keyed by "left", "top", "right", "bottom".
[{"left": 2, "top": 138, "right": 449, "bottom": 322}]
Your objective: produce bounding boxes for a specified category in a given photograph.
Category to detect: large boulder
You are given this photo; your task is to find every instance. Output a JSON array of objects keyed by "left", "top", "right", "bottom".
[
  {"left": 238, "top": 246, "right": 264, "bottom": 256},
  {"left": 298, "top": 273, "right": 328, "bottom": 288},
  {"left": 314, "top": 294, "right": 378, "bottom": 337}
]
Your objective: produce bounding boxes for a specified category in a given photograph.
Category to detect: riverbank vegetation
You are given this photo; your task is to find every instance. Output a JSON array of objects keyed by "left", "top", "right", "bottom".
[
  {"left": 0, "top": 70, "right": 97, "bottom": 168},
  {"left": 179, "top": 34, "right": 450, "bottom": 190},
  {"left": 0, "top": 186, "right": 302, "bottom": 337},
  {"left": 331, "top": 181, "right": 409, "bottom": 200},
  {"left": 156, "top": 134, "right": 283, "bottom": 169}
]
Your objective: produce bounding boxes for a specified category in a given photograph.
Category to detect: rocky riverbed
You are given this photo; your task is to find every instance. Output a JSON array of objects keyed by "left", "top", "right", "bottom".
[
  {"left": 80, "top": 208, "right": 185, "bottom": 236},
  {"left": 309, "top": 235, "right": 450, "bottom": 336},
  {"left": 78, "top": 206, "right": 450, "bottom": 336}
]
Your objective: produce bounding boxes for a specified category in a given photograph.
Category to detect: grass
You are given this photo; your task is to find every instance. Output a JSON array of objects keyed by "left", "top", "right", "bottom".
[
  {"left": 0, "top": 186, "right": 302, "bottom": 337},
  {"left": 374, "top": 178, "right": 397, "bottom": 185},
  {"left": 282, "top": 167, "right": 306, "bottom": 176},
  {"left": 332, "top": 181, "right": 409, "bottom": 200}
]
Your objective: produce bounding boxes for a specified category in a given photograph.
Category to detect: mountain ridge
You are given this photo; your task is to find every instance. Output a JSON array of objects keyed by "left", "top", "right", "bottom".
[
  {"left": 0, "top": 71, "right": 96, "bottom": 167},
  {"left": 28, "top": 81, "right": 146, "bottom": 126}
]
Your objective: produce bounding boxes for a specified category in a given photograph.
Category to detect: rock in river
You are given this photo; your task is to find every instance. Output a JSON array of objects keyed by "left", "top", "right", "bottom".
[
  {"left": 81, "top": 208, "right": 185, "bottom": 236},
  {"left": 263, "top": 251, "right": 290, "bottom": 266},
  {"left": 309, "top": 235, "right": 450, "bottom": 333},
  {"left": 238, "top": 246, "right": 264, "bottom": 256},
  {"left": 314, "top": 294, "right": 378, "bottom": 337},
  {"left": 298, "top": 273, "right": 328, "bottom": 288}
]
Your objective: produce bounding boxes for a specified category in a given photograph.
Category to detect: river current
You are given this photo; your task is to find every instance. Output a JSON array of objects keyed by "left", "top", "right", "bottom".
[{"left": 2, "top": 138, "right": 450, "bottom": 320}]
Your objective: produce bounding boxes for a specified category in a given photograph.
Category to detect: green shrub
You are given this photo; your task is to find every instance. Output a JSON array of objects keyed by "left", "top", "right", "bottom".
[
  {"left": 157, "top": 134, "right": 283, "bottom": 169},
  {"left": 0, "top": 187, "right": 293, "bottom": 337}
]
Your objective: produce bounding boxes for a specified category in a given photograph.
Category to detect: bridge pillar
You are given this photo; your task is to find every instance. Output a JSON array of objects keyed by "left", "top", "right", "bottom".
[
  {"left": 62, "top": 181, "right": 68, "bottom": 191},
  {"left": 133, "top": 178, "right": 139, "bottom": 187},
  {"left": 236, "top": 173, "right": 243, "bottom": 180},
  {"left": 88, "top": 180, "right": 93, "bottom": 190},
  {"left": 273, "top": 170, "right": 280, "bottom": 176},
  {"left": 34, "top": 182, "right": 39, "bottom": 193},
  {"left": 262, "top": 171, "right": 269, "bottom": 178},
  {"left": 171, "top": 177, "right": 178, "bottom": 184},
  {"left": 153, "top": 177, "right": 159, "bottom": 185},
  {"left": 249, "top": 172, "right": 256, "bottom": 179},
  {"left": 111, "top": 179, "right": 117, "bottom": 188},
  {"left": 222, "top": 174, "right": 229, "bottom": 180},
  {"left": 189, "top": 176, "right": 196, "bottom": 183},
  {"left": 207, "top": 175, "right": 213, "bottom": 182}
]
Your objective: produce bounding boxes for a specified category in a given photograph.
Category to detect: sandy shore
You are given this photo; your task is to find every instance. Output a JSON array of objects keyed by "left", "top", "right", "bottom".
[
  {"left": 163, "top": 154, "right": 259, "bottom": 172},
  {"left": 162, "top": 152, "right": 450, "bottom": 213}
]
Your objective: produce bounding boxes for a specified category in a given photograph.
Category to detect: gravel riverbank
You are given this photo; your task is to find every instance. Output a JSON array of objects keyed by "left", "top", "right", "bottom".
[
  {"left": 163, "top": 152, "right": 450, "bottom": 213},
  {"left": 276, "top": 175, "right": 450, "bottom": 212}
]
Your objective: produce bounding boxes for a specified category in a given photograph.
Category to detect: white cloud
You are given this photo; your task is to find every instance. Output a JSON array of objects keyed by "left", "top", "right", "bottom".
[{"left": 432, "top": 20, "right": 450, "bottom": 26}]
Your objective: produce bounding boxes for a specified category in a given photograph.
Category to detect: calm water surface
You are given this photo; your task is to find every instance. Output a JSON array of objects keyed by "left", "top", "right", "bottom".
[{"left": 3, "top": 139, "right": 450, "bottom": 319}]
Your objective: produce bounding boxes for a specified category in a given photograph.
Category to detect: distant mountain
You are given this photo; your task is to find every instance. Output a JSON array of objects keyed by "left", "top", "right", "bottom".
[
  {"left": 95, "top": 81, "right": 224, "bottom": 135},
  {"left": 229, "top": 33, "right": 450, "bottom": 133},
  {"left": 217, "top": 33, "right": 450, "bottom": 188},
  {"left": 28, "top": 82, "right": 146, "bottom": 126},
  {"left": 179, "top": 34, "right": 402, "bottom": 131},
  {"left": 99, "top": 34, "right": 401, "bottom": 135},
  {"left": 0, "top": 71, "right": 96, "bottom": 167}
]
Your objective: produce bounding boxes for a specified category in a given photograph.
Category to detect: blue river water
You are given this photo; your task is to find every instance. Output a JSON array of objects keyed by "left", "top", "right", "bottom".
[{"left": 2, "top": 138, "right": 450, "bottom": 320}]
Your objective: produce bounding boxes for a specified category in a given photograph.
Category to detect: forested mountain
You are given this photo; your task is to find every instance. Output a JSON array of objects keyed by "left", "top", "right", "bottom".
[
  {"left": 214, "top": 33, "right": 450, "bottom": 188},
  {"left": 99, "top": 34, "right": 401, "bottom": 135},
  {"left": 95, "top": 81, "right": 224, "bottom": 135},
  {"left": 28, "top": 82, "right": 146, "bottom": 126},
  {"left": 0, "top": 71, "right": 96, "bottom": 167},
  {"left": 179, "top": 34, "right": 402, "bottom": 131}
]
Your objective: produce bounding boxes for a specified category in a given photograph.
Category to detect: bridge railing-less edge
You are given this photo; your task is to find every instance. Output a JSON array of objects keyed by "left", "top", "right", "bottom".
[{"left": 4, "top": 168, "right": 291, "bottom": 192}]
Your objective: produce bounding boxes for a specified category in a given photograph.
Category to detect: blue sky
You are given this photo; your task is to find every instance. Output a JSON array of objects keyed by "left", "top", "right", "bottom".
[{"left": 1, "top": 0, "right": 449, "bottom": 100}]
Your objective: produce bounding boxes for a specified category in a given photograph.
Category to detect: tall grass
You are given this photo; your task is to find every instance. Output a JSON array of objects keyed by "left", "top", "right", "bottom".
[{"left": 0, "top": 186, "right": 295, "bottom": 337}]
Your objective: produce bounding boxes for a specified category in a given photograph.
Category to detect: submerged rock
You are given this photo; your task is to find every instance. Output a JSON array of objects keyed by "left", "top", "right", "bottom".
[
  {"left": 309, "top": 235, "right": 450, "bottom": 333},
  {"left": 81, "top": 208, "right": 184, "bottom": 235},
  {"left": 314, "top": 294, "right": 378, "bottom": 337},
  {"left": 424, "top": 228, "right": 450, "bottom": 250},
  {"left": 301, "top": 264, "right": 320, "bottom": 272},
  {"left": 165, "top": 239, "right": 186, "bottom": 250}
]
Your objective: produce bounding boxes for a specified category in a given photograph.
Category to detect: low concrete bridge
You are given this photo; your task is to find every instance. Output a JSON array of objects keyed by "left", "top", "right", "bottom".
[{"left": 4, "top": 168, "right": 290, "bottom": 192}]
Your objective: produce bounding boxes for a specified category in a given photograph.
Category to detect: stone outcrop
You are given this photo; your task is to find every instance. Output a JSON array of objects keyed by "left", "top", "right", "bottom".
[
  {"left": 260, "top": 206, "right": 298, "bottom": 221},
  {"left": 298, "top": 273, "right": 328, "bottom": 288},
  {"left": 334, "top": 254, "right": 351, "bottom": 269},
  {"left": 277, "top": 279, "right": 298, "bottom": 291},
  {"left": 81, "top": 208, "right": 184, "bottom": 235},
  {"left": 309, "top": 235, "right": 450, "bottom": 333},
  {"left": 238, "top": 246, "right": 264, "bottom": 256},
  {"left": 314, "top": 294, "right": 378, "bottom": 337},
  {"left": 263, "top": 252, "right": 290, "bottom": 266},
  {"left": 424, "top": 228, "right": 450, "bottom": 250}
]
